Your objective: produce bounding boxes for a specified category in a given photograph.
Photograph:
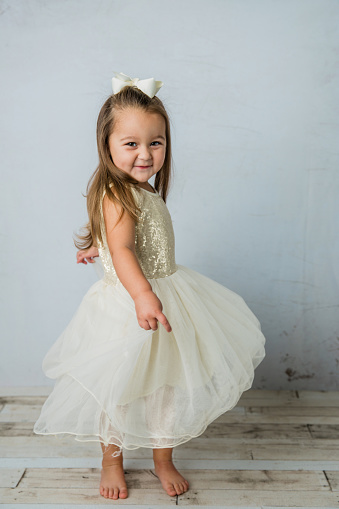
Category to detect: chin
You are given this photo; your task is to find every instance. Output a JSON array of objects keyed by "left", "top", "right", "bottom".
[{"left": 136, "top": 175, "right": 151, "bottom": 182}]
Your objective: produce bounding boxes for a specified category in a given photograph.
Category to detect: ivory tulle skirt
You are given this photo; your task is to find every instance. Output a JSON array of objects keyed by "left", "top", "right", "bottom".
[{"left": 33, "top": 264, "right": 266, "bottom": 453}]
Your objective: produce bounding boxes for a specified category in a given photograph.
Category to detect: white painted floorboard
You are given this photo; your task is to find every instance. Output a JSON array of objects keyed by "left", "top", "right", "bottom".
[{"left": 0, "top": 388, "right": 338, "bottom": 507}]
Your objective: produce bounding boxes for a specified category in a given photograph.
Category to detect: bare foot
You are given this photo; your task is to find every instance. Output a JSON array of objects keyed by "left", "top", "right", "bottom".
[
  {"left": 154, "top": 459, "right": 189, "bottom": 497},
  {"left": 99, "top": 443, "right": 127, "bottom": 500},
  {"left": 100, "top": 463, "right": 128, "bottom": 499}
]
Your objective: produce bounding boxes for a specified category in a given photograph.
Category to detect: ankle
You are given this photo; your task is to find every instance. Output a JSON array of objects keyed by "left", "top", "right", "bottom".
[
  {"left": 102, "top": 454, "right": 123, "bottom": 469},
  {"left": 153, "top": 458, "right": 173, "bottom": 465},
  {"left": 102, "top": 459, "right": 123, "bottom": 468}
]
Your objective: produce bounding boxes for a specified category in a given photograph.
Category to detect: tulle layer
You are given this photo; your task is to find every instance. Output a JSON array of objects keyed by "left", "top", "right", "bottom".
[{"left": 33, "top": 264, "right": 266, "bottom": 453}]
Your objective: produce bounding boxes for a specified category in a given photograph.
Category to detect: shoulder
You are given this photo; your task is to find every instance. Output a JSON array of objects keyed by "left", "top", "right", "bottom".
[
  {"left": 101, "top": 188, "right": 123, "bottom": 222},
  {"left": 101, "top": 184, "right": 140, "bottom": 229}
]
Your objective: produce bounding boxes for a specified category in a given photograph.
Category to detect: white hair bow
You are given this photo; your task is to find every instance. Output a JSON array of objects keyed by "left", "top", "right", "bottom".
[{"left": 112, "top": 72, "right": 163, "bottom": 98}]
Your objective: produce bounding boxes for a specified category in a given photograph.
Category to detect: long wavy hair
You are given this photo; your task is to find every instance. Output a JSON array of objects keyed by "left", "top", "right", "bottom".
[{"left": 73, "top": 86, "right": 173, "bottom": 250}]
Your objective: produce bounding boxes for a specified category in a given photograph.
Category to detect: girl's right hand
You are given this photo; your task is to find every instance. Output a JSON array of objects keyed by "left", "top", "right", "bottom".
[
  {"left": 134, "top": 290, "right": 172, "bottom": 333},
  {"left": 76, "top": 246, "right": 99, "bottom": 264}
]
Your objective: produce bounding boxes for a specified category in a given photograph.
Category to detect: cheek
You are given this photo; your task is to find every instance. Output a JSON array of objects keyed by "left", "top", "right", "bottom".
[
  {"left": 155, "top": 147, "right": 166, "bottom": 159},
  {"left": 159, "top": 148, "right": 167, "bottom": 163},
  {"left": 113, "top": 150, "right": 132, "bottom": 165}
]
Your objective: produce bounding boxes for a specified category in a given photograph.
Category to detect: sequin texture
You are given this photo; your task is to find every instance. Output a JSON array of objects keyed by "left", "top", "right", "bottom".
[{"left": 97, "top": 185, "right": 177, "bottom": 286}]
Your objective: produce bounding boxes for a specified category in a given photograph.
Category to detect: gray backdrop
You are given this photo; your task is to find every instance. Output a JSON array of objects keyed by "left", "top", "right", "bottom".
[{"left": 1, "top": 0, "right": 338, "bottom": 389}]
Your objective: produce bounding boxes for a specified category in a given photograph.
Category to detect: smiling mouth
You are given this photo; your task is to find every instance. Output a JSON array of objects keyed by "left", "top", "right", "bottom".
[{"left": 135, "top": 165, "right": 151, "bottom": 168}]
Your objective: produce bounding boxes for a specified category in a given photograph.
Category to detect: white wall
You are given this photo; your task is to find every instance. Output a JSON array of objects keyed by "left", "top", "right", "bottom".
[{"left": 1, "top": 0, "right": 338, "bottom": 389}]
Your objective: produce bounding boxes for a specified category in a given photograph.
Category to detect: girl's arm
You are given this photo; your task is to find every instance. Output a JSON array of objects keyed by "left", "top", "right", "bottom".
[{"left": 102, "top": 194, "right": 172, "bottom": 333}]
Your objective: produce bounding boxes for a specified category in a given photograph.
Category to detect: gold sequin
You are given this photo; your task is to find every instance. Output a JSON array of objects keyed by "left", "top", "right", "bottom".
[{"left": 97, "top": 185, "right": 177, "bottom": 286}]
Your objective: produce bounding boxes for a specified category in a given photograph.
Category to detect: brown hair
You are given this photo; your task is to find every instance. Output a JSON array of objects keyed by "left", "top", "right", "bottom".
[{"left": 73, "top": 86, "right": 173, "bottom": 250}]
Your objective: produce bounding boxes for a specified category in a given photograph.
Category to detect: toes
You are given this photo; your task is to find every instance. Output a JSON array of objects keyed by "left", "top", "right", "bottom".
[
  {"left": 174, "top": 482, "right": 182, "bottom": 495},
  {"left": 120, "top": 487, "right": 128, "bottom": 498},
  {"left": 165, "top": 480, "right": 189, "bottom": 497},
  {"left": 100, "top": 485, "right": 128, "bottom": 499},
  {"left": 177, "top": 481, "right": 188, "bottom": 494},
  {"left": 167, "top": 484, "right": 177, "bottom": 496}
]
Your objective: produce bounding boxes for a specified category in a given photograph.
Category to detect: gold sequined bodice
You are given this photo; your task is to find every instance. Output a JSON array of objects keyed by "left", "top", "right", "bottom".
[{"left": 97, "top": 185, "right": 177, "bottom": 286}]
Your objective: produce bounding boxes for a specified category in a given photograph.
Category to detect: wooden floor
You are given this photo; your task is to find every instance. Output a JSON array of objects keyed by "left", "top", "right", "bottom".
[{"left": 0, "top": 388, "right": 338, "bottom": 508}]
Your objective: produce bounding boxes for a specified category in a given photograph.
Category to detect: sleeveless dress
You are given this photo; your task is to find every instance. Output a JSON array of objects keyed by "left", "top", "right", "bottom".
[{"left": 33, "top": 184, "right": 266, "bottom": 455}]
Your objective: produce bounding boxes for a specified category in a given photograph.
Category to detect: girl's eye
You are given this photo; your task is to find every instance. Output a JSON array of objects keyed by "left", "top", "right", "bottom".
[{"left": 125, "top": 141, "right": 162, "bottom": 147}]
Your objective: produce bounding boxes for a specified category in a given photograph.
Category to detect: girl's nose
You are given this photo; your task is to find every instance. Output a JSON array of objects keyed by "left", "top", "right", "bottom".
[{"left": 138, "top": 145, "right": 152, "bottom": 160}]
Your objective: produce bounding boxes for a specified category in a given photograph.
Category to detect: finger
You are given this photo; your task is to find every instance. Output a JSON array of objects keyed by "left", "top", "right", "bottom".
[
  {"left": 147, "top": 318, "right": 158, "bottom": 331},
  {"left": 156, "top": 312, "right": 172, "bottom": 333},
  {"left": 138, "top": 318, "right": 151, "bottom": 331}
]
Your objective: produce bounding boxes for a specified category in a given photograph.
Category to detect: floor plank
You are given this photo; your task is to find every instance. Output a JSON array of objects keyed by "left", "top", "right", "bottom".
[
  {"left": 0, "top": 388, "right": 338, "bottom": 507},
  {"left": 176, "top": 489, "right": 339, "bottom": 506},
  {"left": 19, "top": 467, "right": 329, "bottom": 491},
  {"left": 1, "top": 487, "right": 338, "bottom": 506},
  {"left": 0, "top": 468, "right": 25, "bottom": 488},
  {"left": 327, "top": 471, "right": 339, "bottom": 492},
  {"left": 0, "top": 487, "right": 176, "bottom": 504}
]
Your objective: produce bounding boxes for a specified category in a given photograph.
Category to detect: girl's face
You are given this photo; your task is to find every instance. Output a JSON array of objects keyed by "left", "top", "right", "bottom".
[{"left": 108, "top": 107, "right": 166, "bottom": 183}]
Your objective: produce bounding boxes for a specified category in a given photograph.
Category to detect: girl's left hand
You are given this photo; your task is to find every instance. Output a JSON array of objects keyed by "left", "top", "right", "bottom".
[{"left": 76, "top": 246, "right": 99, "bottom": 264}]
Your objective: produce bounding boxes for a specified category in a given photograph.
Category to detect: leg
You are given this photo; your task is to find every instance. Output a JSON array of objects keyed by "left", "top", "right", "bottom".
[
  {"left": 153, "top": 447, "right": 189, "bottom": 497},
  {"left": 99, "top": 442, "right": 128, "bottom": 500}
]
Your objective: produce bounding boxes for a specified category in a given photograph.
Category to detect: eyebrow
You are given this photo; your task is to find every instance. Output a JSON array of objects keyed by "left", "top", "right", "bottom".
[{"left": 120, "top": 135, "right": 166, "bottom": 142}]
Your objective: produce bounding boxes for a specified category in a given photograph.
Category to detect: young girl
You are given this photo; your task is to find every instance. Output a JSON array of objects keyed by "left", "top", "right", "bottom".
[{"left": 34, "top": 72, "right": 266, "bottom": 500}]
